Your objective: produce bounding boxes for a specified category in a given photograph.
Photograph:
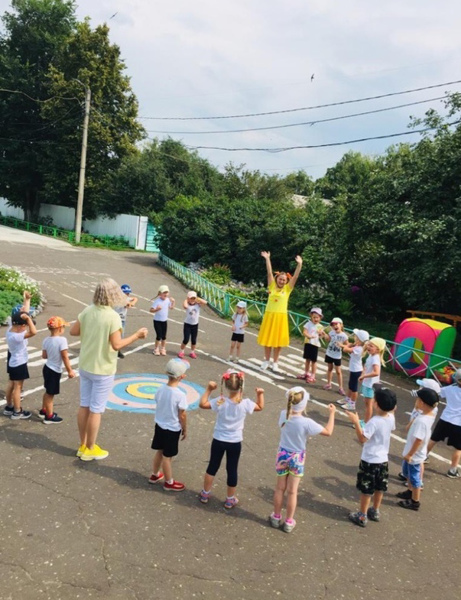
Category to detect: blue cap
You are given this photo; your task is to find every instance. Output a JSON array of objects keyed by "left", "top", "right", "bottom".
[{"left": 121, "top": 284, "right": 132, "bottom": 294}]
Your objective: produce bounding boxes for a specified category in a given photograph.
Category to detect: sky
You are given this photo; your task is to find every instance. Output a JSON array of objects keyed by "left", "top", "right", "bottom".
[{"left": 2, "top": 0, "right": 461, "bottom": 179}]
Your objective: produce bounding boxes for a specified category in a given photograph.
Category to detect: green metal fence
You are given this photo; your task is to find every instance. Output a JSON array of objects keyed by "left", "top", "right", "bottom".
[{"left": 159, "top": 253, "right": 460, "bottom": 381}]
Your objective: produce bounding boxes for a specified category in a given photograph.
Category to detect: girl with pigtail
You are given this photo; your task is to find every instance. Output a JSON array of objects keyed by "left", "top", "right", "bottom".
[
  {"left": 270, "top": 387, "right": 336, "bottom": 533},
  {"left": 199, "top": 370, "right": 264, "bottom": 509}
]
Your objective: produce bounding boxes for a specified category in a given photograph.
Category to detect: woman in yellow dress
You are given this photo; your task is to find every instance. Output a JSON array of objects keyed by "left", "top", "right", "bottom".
[{"left": 257, "top": 251, "right": 303, "bottom": 373}]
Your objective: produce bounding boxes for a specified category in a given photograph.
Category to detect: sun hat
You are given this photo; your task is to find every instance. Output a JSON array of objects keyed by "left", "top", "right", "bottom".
[
  {"left": 236, "top": 300, "right": 247, "bottom": 309},
  {"left": 121, "top": 284, "right": 132, "bottom": 294},
  {"left": 47, "top": 316, "right": 70, "bottom": 329},
  {"left": 310, "top": 307, "right": 323, "bottom": 317},
  {"left": 373, "top": 384, "right": 397, "bottom": 412},
  {"left": 353, "top": 328, "right": 369, "bottom": 343},
  {"left": 187, "top": 291, "right": 197, "bottom": 299},
  {"left": 165, "top": 358, "right": 190, "bottom": 378},
  {"left": 416, "top": 388, "right": 439, "bottom": 407},
  {"left": 330, "top": 317, "right": 343, "bottom": 325},
  {"left": 368, "top": 337, "right": 386, "bottom": 352},
  {"left": 158, "top": 285, "right": 169, "bottom": 294}
]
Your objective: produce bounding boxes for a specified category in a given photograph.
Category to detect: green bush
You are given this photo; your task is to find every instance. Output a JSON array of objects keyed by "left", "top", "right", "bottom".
[
  {"left": 0, "top": 290, "right": 23, "bottom": 324},
  {"left": 0, "top": 265, "right": 43, "bottom": 323},
  {"left": 201, "top": 264, "right": 232, "bottom": 286}
]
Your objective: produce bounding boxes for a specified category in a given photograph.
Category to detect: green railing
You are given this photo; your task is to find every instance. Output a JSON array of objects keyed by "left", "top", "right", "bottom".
[
  {"left": 0, "top": 214, "right": 132, "bottom": 248},
  {"left": 159, "top": 253, "right": 460, "bottom": 381}
]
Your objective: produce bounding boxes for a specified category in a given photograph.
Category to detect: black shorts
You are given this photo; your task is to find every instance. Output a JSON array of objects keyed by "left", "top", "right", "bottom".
[
  {"left": 303, "top": 344, "right": 319, "bottom": 362},
  {"left": 356, "top": 460, "right": 389, "bottom": 495},
  {"left": 431, "top": 418, "right": 461, "bottom": 451},
  {"left": 183, "top": 323, "right": 198, "bottom": 346},
  {"left": 43, "top": 364, "right": 62, "bottom": 396},
  {"left": 325, "top": 354, "right": 341, "bottom": 367},
  {"left": 151, "top": 423, "right": 181, "bottom": 457},
  {"left": 231, "top": 333, "right": 244, "bottom": 343},
  {"left": 348, "top": 371, "right": 362, "bottom": 393},
  {"left": 9, "top": 362, "right": 29, "bottom": 381},
  {"left": 153, "top": 320, "right": 168, "bottom": 341}
]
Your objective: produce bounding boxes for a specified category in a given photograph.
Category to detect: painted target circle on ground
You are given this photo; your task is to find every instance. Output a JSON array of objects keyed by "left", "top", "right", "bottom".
[{"left": 107, "top": 373, "right": 204, "bottom": 414}]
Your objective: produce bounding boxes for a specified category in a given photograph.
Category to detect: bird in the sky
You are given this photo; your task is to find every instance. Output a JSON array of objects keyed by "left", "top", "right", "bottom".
[
  {"left": 109, "top": 12, "right": 118, "bottom": 20},
  {"left": 311, "top": 73, "right": 315, "bottom": 82}
]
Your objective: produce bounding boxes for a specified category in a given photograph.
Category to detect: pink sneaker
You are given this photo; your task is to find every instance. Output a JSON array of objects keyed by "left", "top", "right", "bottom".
[
  {"left": 308, "top": 376, "right": 316, "bottom": 383},
  {"left": 297, "top": 373, "right": 307, "bottom": 380},
  {"left": 160, "top": 348, "right": 166, "bottom": 356},
  {"left": 189, "top": 351, "right": 197, "bottom": 359},
  {"left": 323, "top": 383, "right": 332, "bottom": 390},
  {"left": 177, "top": 351, "right": 185, "bottom": 358},
  {"left": 338, "top": 387, "right": 346, "bottom": 396},
  {"left": 153, "top": 347, "right": 160, "bottom": 356}
]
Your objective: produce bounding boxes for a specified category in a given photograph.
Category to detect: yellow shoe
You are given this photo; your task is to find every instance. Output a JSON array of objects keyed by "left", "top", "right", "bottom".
[
  {"left": 76, "top": 444, "right": 86, "bottom": 457},
  {"left": 80, "top": 444, "right": 109, "bottom": 462}
]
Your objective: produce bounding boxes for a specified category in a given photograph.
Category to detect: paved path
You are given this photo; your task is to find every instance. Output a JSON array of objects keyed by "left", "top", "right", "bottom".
[{"left": 0, "top": 226, "right": 460, "bottom": 600}]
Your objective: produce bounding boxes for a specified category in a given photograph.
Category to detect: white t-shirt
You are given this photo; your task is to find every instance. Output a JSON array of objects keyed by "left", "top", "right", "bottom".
[
  {"left": 210, "top": 396, "right": 255, "bottom": 442},
  {"left": 42, "top": 336, "right": 68, "bottom": 373},
  {"left": 151, "top": 297, "right": 172, "bottom": 322},
  {"left": 232, "top": 313, "right": 248, "bottom": 335},
  {"left": 402, "top": 413, "right": 434, "bottom": 464},
  {"left": 6, "top": 330, "right": 28, "bottom": 367},
  {"left": 349, "top": 345, "right": 364, "bottom": 373},
  {"left": 439, "top": 385, "right": 461, "bottom": 426},
  {"left": 361, "top": 414, "right": 395, "bottom": 463},
  {"left": 325, "top": 331, "right": 348, "bottom": 360},
  {"left": 184, "top": 303, "right": 200, "bottom": 326},
  {"left": 278, "top": 410, "right": 324, "bottom": 452},
  {"left": 304, "top": 321, "right": 321, "bottom": 347},
  {"left": 154, "top": 384, "right": 188, "bottom": 431},
  {"left": 362, "top": 354, "right": 381, "bottom": 389}
]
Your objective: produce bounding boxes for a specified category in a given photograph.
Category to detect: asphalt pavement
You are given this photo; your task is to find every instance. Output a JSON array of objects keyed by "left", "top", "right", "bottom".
[{"left": 0, "top": 225, "right": 460, "bottom": 600}]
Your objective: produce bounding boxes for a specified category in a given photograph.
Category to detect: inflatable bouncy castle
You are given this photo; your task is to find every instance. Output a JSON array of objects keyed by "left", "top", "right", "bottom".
[{"left": 392, "top": 318, "right": 456, "bottom": 377}]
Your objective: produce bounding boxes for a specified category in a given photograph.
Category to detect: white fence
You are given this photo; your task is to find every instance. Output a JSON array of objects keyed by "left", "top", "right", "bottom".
[{"left": 0, "top": 199, "right": 148, "bottom": 250}]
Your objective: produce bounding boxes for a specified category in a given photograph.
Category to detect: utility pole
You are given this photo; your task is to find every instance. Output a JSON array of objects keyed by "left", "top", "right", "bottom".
[{"left": 75, "top": 84, "right": 91, "bottom": 243}]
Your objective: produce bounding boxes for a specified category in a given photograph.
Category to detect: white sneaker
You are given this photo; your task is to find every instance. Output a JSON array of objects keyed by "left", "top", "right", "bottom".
[
  {"left": 260, "top": 360, "right": 270, "bottom": 370},
  {"left": 344, "top": 400, "right": 356, "bottom": 410},
  {"left": 234, "top": 358, "right": 240, "bottom": 363},
  {"left": 272, "top": 362, "right": 280, "bottom": 373},
  {"left": 228, "top": 355, "right": 233, "bottom": 361}
]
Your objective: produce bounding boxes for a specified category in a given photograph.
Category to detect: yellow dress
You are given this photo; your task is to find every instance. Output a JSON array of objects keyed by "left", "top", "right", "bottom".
[{"left": 257, "top": 281, "right": 292, "bottom": 348}]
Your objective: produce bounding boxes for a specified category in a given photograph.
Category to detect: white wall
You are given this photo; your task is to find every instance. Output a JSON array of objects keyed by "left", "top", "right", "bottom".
[
  {"left": 39, "top": 203, "right": 75, "bottom": 230},
  {"left": 0, "top": 198, "right": 24, "bottom": 220}
]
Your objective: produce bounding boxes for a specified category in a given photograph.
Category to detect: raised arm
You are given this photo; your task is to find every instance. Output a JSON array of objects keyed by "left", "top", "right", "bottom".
[
  {"left": 253, "top": 388, "right": 265, "bottom": 412},
  {"left": 288, "top": 255, "right": 303, "bottom": 289},
  {"left": 22, "top": 290, "right": 31, "bottom": 314},
  {"left": 199, "top": 381, "right": 217, "bottom": 409},
  {"left": 320, "top": 403, "right": 336, "bottom": 436},
  {"left": 261, "top": 251, "right": 274, "bottom": 286}
]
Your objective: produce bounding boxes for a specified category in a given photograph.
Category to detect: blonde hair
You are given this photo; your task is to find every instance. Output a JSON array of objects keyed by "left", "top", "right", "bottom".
[
  {"left": 93, "top": 278, "right": 126, "bottom": 307},
  {"left": 286, "top": 389, "right": 305, "bottom": 420},
  {"left": 221, "top": 371, "right": 244, "bottom": 403}
]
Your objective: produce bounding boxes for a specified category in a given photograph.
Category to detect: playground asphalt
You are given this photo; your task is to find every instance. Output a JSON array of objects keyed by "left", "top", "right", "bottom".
[{"left": 0, "top": 225, "right": 460, "bottom": 600}]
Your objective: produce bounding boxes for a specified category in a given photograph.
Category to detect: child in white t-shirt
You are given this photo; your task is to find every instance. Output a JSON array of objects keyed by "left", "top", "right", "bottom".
[
  {"left": 346, "top": 384, "right": 397, "bottom": 527},
  {"left": 228, "top": 301, "right": 249, "bottom": 363},
  {"left": 148, "top": 359, "right": 190, "bottom": 492},
  {"left": 270, "top": 387, "right": 336, "bottom": 533},
  {"left": 114, "top": 283, "right": 138, "bottom": 358},
  {"left": 39, "top": 316, "right": 76, "bottom": 424},
  {"left": 359, "top": 337, "right": 386, "bottom": 423},
  {"left": 178, "top": 291, "right": 208, "bottom": 359},
  {"left": 339, "top": 328, "right": 369, "bottom": 410},
  {"left": 297, "top": 307, "right": 324, "bottom": 383},
  {"left": 199, "top": 370, "right": 264, "bottom": 509},
  {"left": 150, "top": 285, "right": 175, "bottom": 356},
  {"left": 320, "top": 317, "right": 348, "bottom": 395},
  {"left": 397, "top": 388, "right": 439, "bottom": 511}
]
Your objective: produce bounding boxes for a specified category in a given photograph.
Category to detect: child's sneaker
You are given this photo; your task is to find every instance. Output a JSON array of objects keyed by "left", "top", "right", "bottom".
[
  {"left": 348, "top": 511, "right": 367, "bottom": 527},
  {"left": 199, "top": 489, "right": 211, "bottom": 504},
  {"left": 398, "top": 499, "right": 420, "bottom": 511},
  {"left": 160, "top": 348, "right": 166, "bottom": 356},
  {"left": 163, "top": 480, "right": 185, "bottom": 492},
  {"left": 117, "top": 350, "right": 125, "bottom": 359},
  {"left": 177, "top": 350, "right": 185, "bottom": 358},
  {"left": 397, "top": 472, "right": 407, "bottom": 481},
  {"left": 396, "top": 489, "right": 412, "bottom": 500},
  {"left": 282, "top": 518, "right": 296, "bottom": 533},
  {"left": 153, "top": 347, "right": 160, "bottom": 356},
  {"left": 11, "top": 409, "right": 32, "bottom": 420},
  {"left": 323, "top": 383, "right": 332, "bottom": 390},
  {"left": 80, "top": 444, "right": 109, "bottom": 461},
  {"left": 76, "top": 444, "right": 86, "bottom": 457},
  {"left": 269, "top": 513, "right": 281, "bottom": 528},
  {"left": 338, "top": 387, "right": 346, "bottom": 396},
  {"left": 38, "top": 408, "right": 46, "bottom": 420},
  {"left": 234, "top": 358, "right": 240, "bottom": 363},
  {"left": 297, "top": 373, "right": 307, "bottom": 380},
  {"left": 367, "top": 507, "right": 380, "bottom": 522},
  {"left": 228, "top": 355, "right": 234, "bottom": 362},
  {"left": 148, "top": 472, "right": 165, "bottom": 484},
  {"left": 336, "top": 398, "right": 347, "bottom": 405},
  {"left": 306, "top": 374, "right": 316, "bottom": 383},
  {"left": 43, "top": 412, "right": 63, "bottom": 424},
  {"left": 260, "top": 360, "right": 270, "bottom": 370},
  {"left": 224, "top": 496, "right": 239, "bottom": 509},
  {"left": 447, "top": 468, "right": 461, "bottom": 479},
  {"left": 344, "top": 400, "right": 356, "bottom": 410},
  {"left": 3, "top": 404, "right": 14, "bottom": 416},
  {"left": 189, "top": 351, "right": 197, "bottom": 359}
]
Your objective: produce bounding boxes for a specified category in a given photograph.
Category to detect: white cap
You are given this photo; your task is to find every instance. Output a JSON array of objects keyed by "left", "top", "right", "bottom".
[
  {"left": 330, "top": 317, "right": 343, "bottom": 324},
  {"left": 187, "top": 291, "right": 197, "bottom": 298},
  {"left": 236, "top": 301, "right": 247, "bottom": 308},
  {"left": 416, "top": 378, "right": 441, "bottom": 394},
  {"left": 158, "top": 285, "right": 169, "bottom": 293},
  {"left": 353, "top": 328, "right": 369, "bottom": 343},
  {"left": 310, "top": 307, "right": 323, "bottom": 317},
  {"left": 166, "top": 358, "right": 190, "bottom": 378}
]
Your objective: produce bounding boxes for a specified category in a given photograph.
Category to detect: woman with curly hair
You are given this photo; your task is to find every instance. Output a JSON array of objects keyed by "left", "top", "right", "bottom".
[{"left": 70, "top": 278, "right": 148, "bottom": 462}]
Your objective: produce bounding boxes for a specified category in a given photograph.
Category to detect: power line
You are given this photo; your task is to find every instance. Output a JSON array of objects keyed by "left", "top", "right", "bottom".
[
  {"left": 144, "top": 95, "right": 447, "bottom": 135},
  {"left": 0, "top": 88, "right": 80, "bottom": 103},
  {"left": 138, "top": 79, "right": 461, "bottom": 121},
  {"left": 186, "top": 121, "right": 461, "bottom": 153}
]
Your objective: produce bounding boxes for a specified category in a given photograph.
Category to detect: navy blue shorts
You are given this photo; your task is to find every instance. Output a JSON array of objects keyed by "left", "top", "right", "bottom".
[{"left": 348, "top": 371, "right": 362, "bottom": 393}]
